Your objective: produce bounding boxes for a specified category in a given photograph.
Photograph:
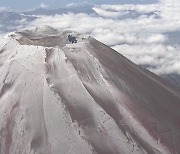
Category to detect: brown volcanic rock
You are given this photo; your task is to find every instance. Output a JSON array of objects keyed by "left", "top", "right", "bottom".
[{"left": 0, "top": 26, "right": 180, "bottom": 154}]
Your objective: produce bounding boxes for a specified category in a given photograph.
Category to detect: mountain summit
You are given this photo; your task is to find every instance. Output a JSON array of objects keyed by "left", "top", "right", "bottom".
[{"left": 0, "top": 26, "right": 180, "bottom": 154}]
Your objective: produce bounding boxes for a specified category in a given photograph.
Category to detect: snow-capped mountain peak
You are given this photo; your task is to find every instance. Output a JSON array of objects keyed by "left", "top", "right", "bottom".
[{"left": 0, "top": 27, "right": 180, "bottom": 154}]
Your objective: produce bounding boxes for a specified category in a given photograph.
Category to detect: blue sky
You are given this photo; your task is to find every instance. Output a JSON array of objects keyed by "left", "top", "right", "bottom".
[{"left": 0, "top": 0, "right": 158, "bottom": 11}]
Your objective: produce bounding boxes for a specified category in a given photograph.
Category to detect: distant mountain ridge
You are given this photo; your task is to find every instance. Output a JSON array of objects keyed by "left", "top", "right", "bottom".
[{"left": 0, "top": 3, "right": 94, "bottom": 33}]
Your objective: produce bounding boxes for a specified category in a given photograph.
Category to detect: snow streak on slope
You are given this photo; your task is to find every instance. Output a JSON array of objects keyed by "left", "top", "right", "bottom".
[{"left": 0, "top": 26, "right": 180, "bottom": 154}]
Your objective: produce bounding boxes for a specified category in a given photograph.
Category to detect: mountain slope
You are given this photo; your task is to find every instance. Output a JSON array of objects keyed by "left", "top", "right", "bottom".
[{"left": 0, "top": 26, "right": 180, "bottom": 154}]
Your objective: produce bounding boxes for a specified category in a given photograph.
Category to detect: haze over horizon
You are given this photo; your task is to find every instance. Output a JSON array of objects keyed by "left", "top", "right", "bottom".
[{"left": 0, "top": 0, "right": 158, "bottom": 11}]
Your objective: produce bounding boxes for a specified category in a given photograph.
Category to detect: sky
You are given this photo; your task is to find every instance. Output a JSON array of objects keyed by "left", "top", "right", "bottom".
[{"left": 0, "top": 0, "right": 158, "bottom": 11}]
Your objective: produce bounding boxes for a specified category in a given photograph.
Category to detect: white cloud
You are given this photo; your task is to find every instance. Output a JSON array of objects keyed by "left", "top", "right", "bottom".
[
  {"left": 2, "top": 0, "right": 179, "bottom": 76},
  {"left": 29, "top": 1, "right": 180, "bottom": 75},
  {"left": 66, "top": 3, "right": 77, "bottom": 8},
  {"left": 66, "top": 1, "right": 93, "bottom": 8},
  {"left": 92, "top": 7, "right": 126, "bottom": 18},
  {"left": 40, "top": 3, "right": 49, "bottom": 9},
  {"left": 0, "top": 6, "right": 9, "bottom": 12},
  {"left": 96, "top": 4, "right": 159, "bottom": 14},
  {"left": 112, "top": 44, "right": 180, "bottom": 75},
  {"left": 145, "top": 34, "right": 167, "bottom": 44}
]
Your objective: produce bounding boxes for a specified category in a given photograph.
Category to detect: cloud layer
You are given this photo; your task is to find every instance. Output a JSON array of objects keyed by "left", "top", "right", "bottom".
[
  {"left": 26, "top": 0, "right": 180, "bottom": 75},
  {"left": 40, "top": 3, "right": 49, "bottom": 9},
  {"left": 0, "top": 7, "right": 8, "bottom": 12},
  {"left": 1, "top": 0, "right": 180, "bottom": 76}
]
